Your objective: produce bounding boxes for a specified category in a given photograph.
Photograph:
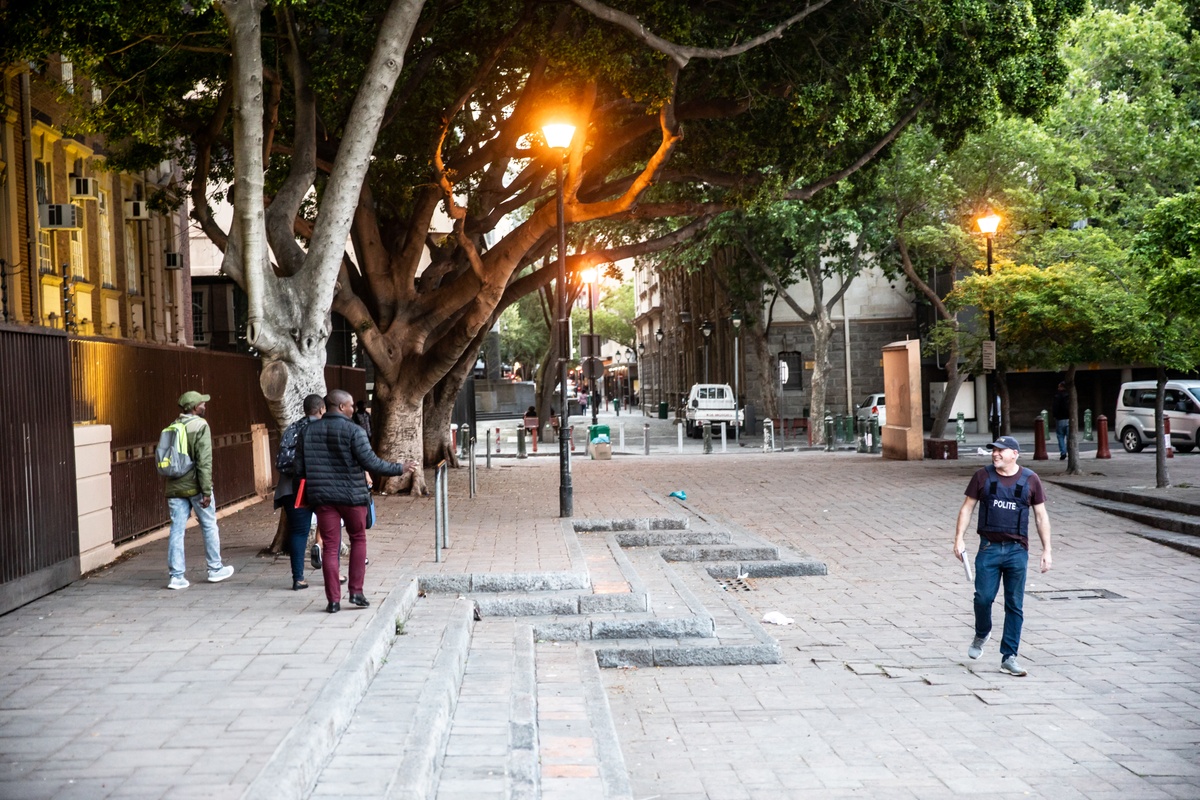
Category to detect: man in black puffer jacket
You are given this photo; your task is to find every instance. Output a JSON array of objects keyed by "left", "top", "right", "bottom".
[{"left": 295, "top": 389, "right": 416, "bottom": 613}]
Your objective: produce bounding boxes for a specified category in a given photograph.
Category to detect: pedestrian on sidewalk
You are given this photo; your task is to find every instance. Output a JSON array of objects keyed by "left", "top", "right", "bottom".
[
  {"left": 952, "top": 435, "right": 1053, "bottom": 676},
  {"left": 1052, "top": 382, "right": 1070, "bottom": 460},
  {"left": 273, "top": 393, "right": 325, "bottom": 591},
  {"left": 164, "top": 391, "right": 234, "bottom": 590},
  {"left": 295, "top": 390, "right": 415, "bottom": 614},
  {"left": 352, "top": 399, "right": 373, "bottom": 440}
]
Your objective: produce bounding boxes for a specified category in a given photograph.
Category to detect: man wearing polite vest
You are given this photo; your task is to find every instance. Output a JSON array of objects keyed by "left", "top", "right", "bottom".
[{"left": 953, "top": 436, "right": 1053, "bottom": 676}]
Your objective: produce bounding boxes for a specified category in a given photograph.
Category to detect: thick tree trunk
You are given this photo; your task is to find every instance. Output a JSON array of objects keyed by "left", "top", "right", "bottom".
[
  {"left": 374, "top": 376, "right": 427, "bottom": 495},
  {"left": 807, "top": 316, "right": 835, "bottom": 446},
  {"left": 930, "top": 342, "right": 965, "bottom": 439},
  {"left": 752, "top": 319, "right": 779, "bottom": 422},
  {"left": 997, "top": 369, "right": 1011, "bottom": 436},
  {"left": 423, "top": 351, "right": 477, "bottom": 467},
  {"left": 1065, "top": 364, "right": 1082, "bottom": 476}
]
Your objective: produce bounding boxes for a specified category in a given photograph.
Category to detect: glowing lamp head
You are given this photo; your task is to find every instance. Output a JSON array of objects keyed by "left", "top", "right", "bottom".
[
  {"left": 976, "top": 212, "right": 1001, "bottom": 235},
  {"left": 541, "top": 123, "right": 576, "bottom": 150},
  {"left": 581, "top": 268, "right": 598, "bottom": 284}
]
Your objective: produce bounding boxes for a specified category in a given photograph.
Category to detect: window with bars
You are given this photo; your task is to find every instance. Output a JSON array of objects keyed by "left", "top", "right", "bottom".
[
  {"left": 98, "top": 190, "right": 114, "bottom": 287},
  {"left": 34, "top": 161, "right": 53, "bottom": 273}
]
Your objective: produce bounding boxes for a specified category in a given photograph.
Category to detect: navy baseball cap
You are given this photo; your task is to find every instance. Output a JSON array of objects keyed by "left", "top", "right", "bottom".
[{"left": 986, "top": 435, "right": 1020, "bottom": 452}]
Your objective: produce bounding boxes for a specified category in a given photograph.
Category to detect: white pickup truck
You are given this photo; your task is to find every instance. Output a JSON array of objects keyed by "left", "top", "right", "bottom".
[{"left": 683, "top": 383, "right": 744, "bottom": 438}]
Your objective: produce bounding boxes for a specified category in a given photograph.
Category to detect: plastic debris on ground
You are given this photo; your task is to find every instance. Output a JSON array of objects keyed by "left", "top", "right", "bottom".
[
  {"left": 668, "top": 490, "right": 687, "bottom": 501},
  {"left": 761, "top": 611, "right": 794, "bottom": 626}
]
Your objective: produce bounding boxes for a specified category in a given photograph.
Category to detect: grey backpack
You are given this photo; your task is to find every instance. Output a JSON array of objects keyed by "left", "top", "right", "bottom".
[{"left": 155, "top": 420, "right": 195, "bottom": 478}]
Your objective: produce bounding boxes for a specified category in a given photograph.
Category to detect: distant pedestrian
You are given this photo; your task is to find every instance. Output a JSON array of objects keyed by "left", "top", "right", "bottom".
[
  {"left": 352, "top": 400, "right": 373, "bottom": 441},
  {"left": 273, "top": 394, "right": 325, "bottom": 590},
  {"left": 164, "top": 391, "right": 234, "bottom": 590},
  {"left": 295, "top": 390, "right": 415, "bottom": 614},
  {"left": 953, "top": 436, "right": 1053, "bottom": 676},
  {"left": 1052, "top": 382, "right": 1070, "bottom": 460}
]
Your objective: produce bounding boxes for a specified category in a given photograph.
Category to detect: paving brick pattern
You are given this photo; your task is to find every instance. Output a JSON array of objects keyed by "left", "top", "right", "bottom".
[{"left": 1, "top": 428, "right": 1198, "bottom": 799}]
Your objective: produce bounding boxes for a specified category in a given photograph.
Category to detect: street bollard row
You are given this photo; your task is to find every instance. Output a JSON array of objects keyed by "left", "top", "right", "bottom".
[{"left": 433, "top": 460, "right": 450, "bottom": 562}]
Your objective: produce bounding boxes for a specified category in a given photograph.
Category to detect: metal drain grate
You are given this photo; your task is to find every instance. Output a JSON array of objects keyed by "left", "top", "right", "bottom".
[
  {"left": 716, "top": 576, "right": 756, "bottom": 592},
  {"left": 1029, "top": 588, "right": 1125, "bottom": 601}
]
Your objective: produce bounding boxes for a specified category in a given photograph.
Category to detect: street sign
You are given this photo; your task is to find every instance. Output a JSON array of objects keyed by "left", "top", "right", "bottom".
[
  {"left": 779, "top": 361, "right": 789, "bottom": 385},
  {"left": 982, "top": 340, "right": 996, "bottom": 372},
  {"left": 779, "top": 351, "right": 803, "bottom": 391}
]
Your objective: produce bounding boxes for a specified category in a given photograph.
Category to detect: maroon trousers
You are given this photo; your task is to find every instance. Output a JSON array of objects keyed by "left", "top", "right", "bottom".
[{"left": 314, "top": 504, "right": 368, "bottom": 604}]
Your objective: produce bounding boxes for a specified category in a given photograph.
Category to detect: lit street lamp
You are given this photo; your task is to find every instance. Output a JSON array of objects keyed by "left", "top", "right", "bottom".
[
  {"left": 977, "top": 210, "right": 1001, "bottom": 442},
  {"left": 543, "top": 119, "right": 575, "bottom": 518},
  {"left": 700, "top": 320, "right": 714, "bottom": 383}
]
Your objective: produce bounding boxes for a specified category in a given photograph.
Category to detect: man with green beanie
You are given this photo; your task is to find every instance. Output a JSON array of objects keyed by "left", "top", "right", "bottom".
[{"left": 165, "top": 390, "right": 234, "bottom": 589}]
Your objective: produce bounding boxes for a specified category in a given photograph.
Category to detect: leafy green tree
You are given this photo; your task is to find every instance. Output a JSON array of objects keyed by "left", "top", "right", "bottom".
[{"left": 3, "top": 0, "right": 1086, "bottom": 489}]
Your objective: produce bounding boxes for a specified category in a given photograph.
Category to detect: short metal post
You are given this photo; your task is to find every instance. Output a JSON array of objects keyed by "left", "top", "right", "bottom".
[
  {"left": 763, "top": 418, "right": 774, "bottom": 452},
  {"left": 703, "top": 421, "right": 712, "bottom": 454},
  {"left": 1166, "top": 414, "right": 1174, "bottom": 458},
  {"left": 870, "top": 415, "right": 882, "bottom": 454},
  {"left": 569, "top": 425, "right": 576, "bottom": 451},
  {"left": 485, "top": 431, "right": 492, "bottom": 469},
  {"left": 460, "top": 425, "right": 470, "bottom": 459},
  {"left": 643, "top": 422, "right": 650, "bottom": 455},
  {"left": 442, "top": 462, "right": 450, "bottom": 548},
  {"left": 433, "top": 461, "right": 445, "bottom": 561},
  {"left": 517, "top": 426, "right": 527, "bottom": 459},
  {"left": 720, "top": 422, "right": 727, "bottom": 453},
  {"left": 531, "top": 427, "right": 538, "bottom": 453},
  {"left": 677, "top": 423, "right": 684, "bottom": 453},
  {"left": 469, "top": 439, "right": 477, "bottom": 497},
  {"left": 1084, "top": 409, "right": 1093, "bottom": 441},
  {"left": 824, "top": 414, "right": 834, "bottom": 452},
  {"left": 619, "top": 423, "right": 625, "bottom": 452},
  {"left": 1034, "top": 413, "right": 1049, "bottom": 460},
  {"left": 857, "top": 416, "right": 868, "bottom": 453},
  {"left": 495, "top": 427, "right": 501, "bottom": 454},
  {"left": 956, "top": 412, "right": 966, "bottom": 444}
]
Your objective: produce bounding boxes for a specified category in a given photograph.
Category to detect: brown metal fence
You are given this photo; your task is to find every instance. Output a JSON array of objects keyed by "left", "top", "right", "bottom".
[
  {"left": 69, "top": 337, "right": 365, "bottom": 543},
  {"left": 0, "top": 325, "right": 80, "bottom": 614}
]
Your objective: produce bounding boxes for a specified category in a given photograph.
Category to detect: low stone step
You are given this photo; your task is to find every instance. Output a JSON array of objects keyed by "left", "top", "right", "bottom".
[
  {"left": 611, "top": 530, "right": 731, "bottom": 547},
  {"left": 1051, "top": 479, "right": 1200, "bottom": 517},
  {"left": 420, "top": 570, "right": 590, "bottom": 594},
  {"left": 660, "top": 545, "right": 780, "bottom": 562},
  {"left": 1078, "top": 498, "right": 1200, "bottom": 537},
  {"left": 472, "top": 589, "right": 646, "bottom": 618},
  {"left": 574, "top": 517, "right": 689, "bottom": 532},
  {"left": 308, "top": 595, "right": 474, "bottom": 800},
  {"left": 1136, "top": 530, "right": 1200, "bottom": 558},
  {"left": 529, "top": 611, "right": 715, "bottom": 642},
  {"left": 706, "top": 559, "right": 828, "bottom": 579}
]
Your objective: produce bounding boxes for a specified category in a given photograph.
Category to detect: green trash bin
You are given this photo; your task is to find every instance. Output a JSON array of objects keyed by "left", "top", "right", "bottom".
[
  {"left": 658, "top": 401, "right": 668, "bottom": 419},
  {"left": 588, "top": 424, "right": 611, "bottom": 442}
]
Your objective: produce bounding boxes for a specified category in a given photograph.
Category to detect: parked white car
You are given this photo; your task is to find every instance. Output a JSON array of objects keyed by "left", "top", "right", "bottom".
[
  {"left": 683, "top": 384, "right": 743, "bottom": 438},
  {"left": 1114, "top": 380, "right": 1200, "bottom": 453},
  {"left": 855, "top": 393, "right": 887, "bottom": 427}
]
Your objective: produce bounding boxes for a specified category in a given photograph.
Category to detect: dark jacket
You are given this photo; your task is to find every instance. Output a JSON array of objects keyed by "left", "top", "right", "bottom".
[
  {"left": 273, "top": 414, "right": 319, "bottom": 509},
  {"left": 295, "top": 411, "right": 405, "bottom": 507},
  {"left": 164, "top": 414, "right": 213, "bottom": 498},
  {"left": 1052, "top": 390, "right": 1070, "bottom": 421}
]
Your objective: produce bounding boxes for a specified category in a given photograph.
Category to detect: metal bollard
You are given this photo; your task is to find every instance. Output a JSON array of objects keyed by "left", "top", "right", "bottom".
[
  {"left": 569, "top": 425, "right": 576, "bottom": 452},
  {"left": 643, "top": 422, "right": 650, "bottom": 455},
  {"left": 469, "top": 439, "right": 477, "bottom": 498},
  {"left": 619, "top": 423, "right": 625, "bottom": 452},
  {"left": 1096, "top": 415, "right": 1111, "bottom": 459},
  {"left": 485, "top": 431, "right": 492, "bottom": 469},
  {"left": 677, "top": 422, "right": 684, "bottom": 453},
  {"left": 870, "top": 415, "right": 881, "bottom": 454},
  {"left": 824, "top": 413, "right": 834, "bottom": 452},
  {"left": 956, "top": 412, "right": 966, "bottom": 444},
  {"left": 1040, "top": 410, "right": 1050, "bottom": 443},
  {"left": 703, "top": 421, "right": 713, "bottom": 454},
  {"left": 1034, "top": 413, "right": 1048, "bottom": 460},
  {"left": 517, "top": 426, "right": 527, "bottom": 459},
  {"left": 856, "top": 416, "right": 868, "bottom": 453},
  {"left": 495, "top": 427, "right": 501, "bottom": 454},
  {"left": 1165, "top": 415, "right": 1174, "bottom": 458},
  {"left": 763, "top": 418, "right": 775, "bottom": 452},
  {"left": 433, "top": 460, "right": 450, "bottom": 561},
  {"left": 1084, "top": 409, "right": 1093, "bottom": 441},
  {"left": 460, "top": 424, "right": 470, "bottom": 459},
  {"left": 720, "top": 421, "right": 727, "bottom": 453},
  {"left": 531, "top": 427, "right": 538, "bottom": 453}
]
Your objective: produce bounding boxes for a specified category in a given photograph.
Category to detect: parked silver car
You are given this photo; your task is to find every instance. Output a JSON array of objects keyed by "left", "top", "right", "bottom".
[
  {"left": 855, "top": 393, "right": 887, "bottom": 427},
  {"left": 1114, "top": 380, "right": 1200, "bottom": 453}
]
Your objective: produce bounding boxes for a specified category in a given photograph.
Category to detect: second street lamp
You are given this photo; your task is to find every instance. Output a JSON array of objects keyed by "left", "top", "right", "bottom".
[
  {"left": 977, "top": 210, "right": 1001, "bottom": 442},
  {"left": 731, "top": 310, "right": 742, "bottom": 443},
  {"left": 543, "top": 120, "right": 575, "bottom": 518},
  {"left": 700, "top": 320, "right": 714, "bottom": 384},
  {"left": 655, "top": 327, "right": 665, "bottom": 416}
]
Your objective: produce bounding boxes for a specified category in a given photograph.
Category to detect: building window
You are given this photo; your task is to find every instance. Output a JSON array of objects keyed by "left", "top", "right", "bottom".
[
  {"left": 34, "top": 160, "right": 53, "bottom": 273},
  {"left": 98, "top": 190, "right": 114, "bottom": 286},
  {"left": 192, "top": 290, "right": 208, "bottom": 344},
  {"left": 124, "top": 222, "right": 140, "bottom": 294},
  {"left": 61, "top": 60, "right": 74, "bottom": 94}
]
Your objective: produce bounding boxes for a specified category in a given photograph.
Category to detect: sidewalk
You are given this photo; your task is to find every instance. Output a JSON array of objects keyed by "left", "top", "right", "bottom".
[{"left": 1, "top": 445, "right": 1198, "bottom": 798}]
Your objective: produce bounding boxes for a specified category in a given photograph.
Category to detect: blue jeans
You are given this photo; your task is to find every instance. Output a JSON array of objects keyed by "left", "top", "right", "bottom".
[
  {"left": 284, "top": 502, "right": 315, "bottom": 582},
  {"left": 1056, "top": 419, "right": 1069, "bottom": 454},
  {"left": 167, "top": 494, "right": 223, "bottom": 578},
  {"left": 973, "top": 538, "right": 1028, "bottom": 658}
]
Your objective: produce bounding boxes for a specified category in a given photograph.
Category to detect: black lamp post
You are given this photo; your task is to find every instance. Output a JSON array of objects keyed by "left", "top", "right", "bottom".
[
  {"left": 625, "top": 347, "right": 634, "bottom": 407},
  {"left": 731, "top": 310, "right": 742, "bottom": 443},
  {"left": 700, "top": 320, "right": 714, "bottom": 383},
  {"left": 655, "top": 327, "right": 664, "bottom": 413},
  {"left": 638, "top": 342, "right": 645, "bottom": 415},
  {"left": 543, "top": 120, "right": 575, "bottom": 518},
  {"left": 977, "top": 210, "right": 1001, "bottom": 442}
]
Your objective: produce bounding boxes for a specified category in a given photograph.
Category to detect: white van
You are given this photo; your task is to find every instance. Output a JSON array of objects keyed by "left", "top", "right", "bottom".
[
  {"left": 683, "top": 383, "right": 743, "bottom": 438},
  {"left": 1114, "top": 380, "right": 1200, "bottom": 453}
]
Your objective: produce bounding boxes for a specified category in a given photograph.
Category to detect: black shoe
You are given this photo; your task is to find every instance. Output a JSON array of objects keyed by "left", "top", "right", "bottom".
[
  {"left": 310, "top": 544, "right": 321, "bottom": 570},
  {"left": 349, "top": 594, "right": 370, "bottom": 607},
  {"left": 293, "top": 580, "right": 308, "bottom": 591},
  {"left": 1060, "top": 452, "right": 1067, "bottom": 460},
  {"left": 326, "top": 601, "right": 340, "bottom": 613}
]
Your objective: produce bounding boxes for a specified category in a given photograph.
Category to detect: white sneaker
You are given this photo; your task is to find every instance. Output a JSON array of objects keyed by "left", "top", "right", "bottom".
[
  {"left": 968, "top": 634, "right": 989, "bottom": 660},
  {"left": 167, "top": 576, "right": 190, "bottom": 590},
  {"left": 207, "top": 565, "right": 235, "bottom": 583},
  {"left": 1001, "top": 655, "right": 1028, "bottom": 677}
]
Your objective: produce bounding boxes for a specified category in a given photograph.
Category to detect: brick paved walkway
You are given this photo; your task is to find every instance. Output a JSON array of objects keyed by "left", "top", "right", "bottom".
[{"left": 0, "top": 442, "right": 1197, "bottom": 799}]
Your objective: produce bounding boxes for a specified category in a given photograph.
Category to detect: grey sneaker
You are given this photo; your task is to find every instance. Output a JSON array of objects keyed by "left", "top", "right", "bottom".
[
  {"left": 1000, "top": 655, "right": 1027, "bottom": 676},
  {"left": 207, "top": 565, "right": 235, "bottom": 583},
  {"left": 167, "top": 576, "right": 189, "bottom": 590},
  {"left": 968, "top": 634, "right": 988, "bottom": 660}
]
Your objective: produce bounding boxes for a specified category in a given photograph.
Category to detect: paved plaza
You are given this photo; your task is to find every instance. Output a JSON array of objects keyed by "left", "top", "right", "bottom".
[{"left": 1, "top": 413, "right": 1198, "bottom": 799}]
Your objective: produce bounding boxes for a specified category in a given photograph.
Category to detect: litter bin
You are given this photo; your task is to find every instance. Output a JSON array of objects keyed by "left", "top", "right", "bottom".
[
  {"left": 658, "top": 401, "right": 668, "bottom": 419},
  {"left": 588, "top": 424, "right": 611, "bottom": 441}
]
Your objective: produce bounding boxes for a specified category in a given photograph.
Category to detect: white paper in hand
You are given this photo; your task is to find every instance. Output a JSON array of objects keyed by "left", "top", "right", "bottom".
[{"left": 961, "top": 552, "right": 973, "bottom": 583}]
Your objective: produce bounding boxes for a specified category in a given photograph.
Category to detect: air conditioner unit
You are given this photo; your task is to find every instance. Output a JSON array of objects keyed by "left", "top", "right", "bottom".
[
  {"left": 39, "top": 203, "right": 84, "bottom": 230},
  {"left": 70, "top": 177, "right": 100, "bottom": 200},
  {"left": 123, "top": 200, "right": 151, "bottom": 220},
  {"left": 164, "top": 252, "right": 183, "bottom": 270}
]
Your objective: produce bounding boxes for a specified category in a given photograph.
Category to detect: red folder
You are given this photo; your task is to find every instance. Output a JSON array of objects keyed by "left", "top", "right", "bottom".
[{"left": 294, "top": 479, "right": 306, "bottom": 508}]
